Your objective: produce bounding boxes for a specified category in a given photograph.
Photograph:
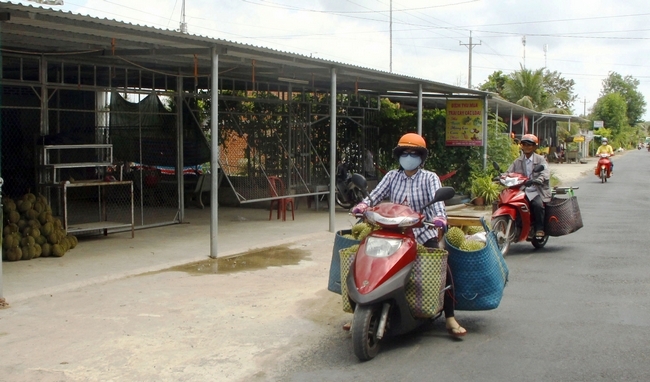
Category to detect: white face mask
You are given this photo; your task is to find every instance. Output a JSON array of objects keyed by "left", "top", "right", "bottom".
[{"left": 399, "top": 155, "right": 422, "bottom": 171}]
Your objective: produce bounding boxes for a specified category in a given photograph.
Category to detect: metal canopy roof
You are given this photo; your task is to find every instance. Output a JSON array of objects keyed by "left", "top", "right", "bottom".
[{"left": 0, "top": 2, "right": 490, "bottom": 96}]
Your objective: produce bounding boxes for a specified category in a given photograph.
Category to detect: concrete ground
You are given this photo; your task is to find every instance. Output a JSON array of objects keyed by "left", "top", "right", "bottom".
[{"left": 0, "top": 155, "right": 602, "bottom": 381}]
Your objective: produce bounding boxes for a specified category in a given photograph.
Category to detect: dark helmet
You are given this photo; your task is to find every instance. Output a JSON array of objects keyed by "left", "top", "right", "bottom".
[
  {"left": 392, "top": 133, "right": 428, "bottom": 161},
  {"left": 520, "top": 134, "right": 539, "bottom": 146}
]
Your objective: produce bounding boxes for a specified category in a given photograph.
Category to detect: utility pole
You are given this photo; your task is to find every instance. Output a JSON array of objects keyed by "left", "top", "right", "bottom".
[
  {"left": 543, "top": 44, "right": 548, "bottom": 68},
  {"left": 180, "top": 0, "right": 188, "bottom": 34},
  {"left": 522, "top": 35, "right": 526, "bottom": 68},
  {"left": 583, "top": 98, "right": 588, "bottom": 117},
  {"left": 389, "top": 0, "right": 393, "bottom": 73},
  {"left": 460, "top": 31, "right": 481, "bottom": 88}
]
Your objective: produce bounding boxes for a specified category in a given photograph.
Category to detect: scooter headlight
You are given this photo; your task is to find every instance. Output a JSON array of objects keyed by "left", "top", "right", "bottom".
[{"left": 364, "top": 236, "right": 403, "bottom": 258}]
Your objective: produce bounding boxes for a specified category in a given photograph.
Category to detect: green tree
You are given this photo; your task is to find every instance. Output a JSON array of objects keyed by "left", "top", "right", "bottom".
[
  {"left": 600, "top": 72, "right": 646, "bottom": 126},
  {"left": 592, "top": 92, "right": 628, "bottom": 135},
  {"left": 480, "top": 67, "right": 575, "bottom": 113},
  {"left": 478, "top": 70, "right": 508, "bottom": 94},
  {"left": 502, "top": 66, "right": 553, "bottom": 111},
  {"left": 543, "top": 70, "right": 577, "bottom": 112}
]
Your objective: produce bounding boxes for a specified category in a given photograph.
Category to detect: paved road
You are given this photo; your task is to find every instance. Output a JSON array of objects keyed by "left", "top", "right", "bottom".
[{"left": 278, "top": 149, "right": 650, "bottom": 381}]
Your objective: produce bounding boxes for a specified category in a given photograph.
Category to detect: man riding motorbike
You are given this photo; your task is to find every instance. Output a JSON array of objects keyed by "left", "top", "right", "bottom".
[
  {"left": 507, "top": 134, "right": 551, "bottom": 237},
  {"left": 351, "top": 132, "right": 466, "bottom": 337},
  {"left": 596, "top": 138, "right": 614, "bottom": 174}
]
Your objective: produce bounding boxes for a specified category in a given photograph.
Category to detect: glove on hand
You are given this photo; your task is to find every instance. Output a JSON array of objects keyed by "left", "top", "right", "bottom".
[
  {"left": 351, "top": 203, "right": 368, "bottom": 214},
  {"left": 432, "top": 217, "right": 447, "bottom": 228}
]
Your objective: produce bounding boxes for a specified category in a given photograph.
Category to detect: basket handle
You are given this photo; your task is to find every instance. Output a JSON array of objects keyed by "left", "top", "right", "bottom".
[{"left": 480, "top": 216, "right": 491, "bottom": 233}]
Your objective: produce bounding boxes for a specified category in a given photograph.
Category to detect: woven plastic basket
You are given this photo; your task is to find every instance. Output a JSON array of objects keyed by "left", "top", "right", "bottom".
[
  {"left": 339, "top": 248, "right": 356, "bottom": 313},
  {"left": 444, "top": 218, "right": 509, "bottom": 311},
  {"left": 327, "top": 229, "right": 360, "bottom": 294},
  {"left": 405, "top": 248, "right": 448, "bottom": 318},
  {"left": 545, "top": 196, "right": 583, "bottom": 237}
]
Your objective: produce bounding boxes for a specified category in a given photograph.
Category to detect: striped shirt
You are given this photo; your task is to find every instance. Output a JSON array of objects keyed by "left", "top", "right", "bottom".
[{"left": 362, "top": 168, "right": 447, "bottom": 244}]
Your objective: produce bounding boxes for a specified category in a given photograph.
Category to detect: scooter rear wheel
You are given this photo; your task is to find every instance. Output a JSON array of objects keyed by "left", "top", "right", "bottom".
[
  {"left": 352, "top": 304, "right": 382, "bottom": 361},
  {"left": 491, "top": 216, "right": 513, "bottom": 256}
]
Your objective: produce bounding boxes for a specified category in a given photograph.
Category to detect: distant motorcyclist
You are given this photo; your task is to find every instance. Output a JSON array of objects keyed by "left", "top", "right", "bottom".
[
  {"left": 507, "top": 134, "right": 551, "bottom": 237},
  {"left": 596, "top": 138, "right": 614, "bottom": 174}
]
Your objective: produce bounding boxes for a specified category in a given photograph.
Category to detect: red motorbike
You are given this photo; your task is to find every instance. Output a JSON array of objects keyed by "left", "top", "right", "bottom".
[
  {"left": 346, "top": 174, "right": 455, "bottom": 361},
  {"left": 595, "top": 153, "right": 612, "bottom": 183},
  {"left": 490, "top": 164, "right": 547, "bottom": 256},
  {"left": 490, "top": 162, "right": 578, "bottom": 256}
]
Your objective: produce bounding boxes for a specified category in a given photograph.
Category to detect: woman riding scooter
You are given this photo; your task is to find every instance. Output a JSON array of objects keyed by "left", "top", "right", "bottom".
[
  {"left": 351, "top": 132, "right": 466, "bottom": 337},
  {"left": 507, "top": 134, "right": 551, "bottom": 237},
  {"left": 596, "top": 138, "right": 614, "bottom": 175}
]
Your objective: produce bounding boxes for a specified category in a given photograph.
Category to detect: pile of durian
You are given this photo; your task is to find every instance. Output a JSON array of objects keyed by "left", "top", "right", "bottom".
[
  {"left": 445, "top": 225, "right": 486, "bottom": 251},
  {"left": 3, "top": 193, "right": 77, "bottom": 262}
]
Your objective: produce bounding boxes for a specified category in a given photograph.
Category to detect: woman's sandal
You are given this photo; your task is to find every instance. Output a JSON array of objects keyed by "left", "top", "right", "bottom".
[{"left": 446, "top": 325, "right": 467, "bottom": 338}]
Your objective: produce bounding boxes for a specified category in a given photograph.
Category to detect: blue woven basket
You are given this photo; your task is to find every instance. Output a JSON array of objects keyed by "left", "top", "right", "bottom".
[
  {"left": 328, "top": 229, "right": 360, "bottom": 294},
  {"left": 444, "top": 218, "right": 509, "bottom": 311}
]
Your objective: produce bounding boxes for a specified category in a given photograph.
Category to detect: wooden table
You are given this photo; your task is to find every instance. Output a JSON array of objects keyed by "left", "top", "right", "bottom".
[{"left": 446, "top": 204, "right": 492, "bottom": 227}]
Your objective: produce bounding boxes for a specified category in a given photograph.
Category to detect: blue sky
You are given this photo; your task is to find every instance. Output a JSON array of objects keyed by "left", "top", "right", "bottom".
[{"left": 17, "top": 0, "right": 650, "bottom": 120}]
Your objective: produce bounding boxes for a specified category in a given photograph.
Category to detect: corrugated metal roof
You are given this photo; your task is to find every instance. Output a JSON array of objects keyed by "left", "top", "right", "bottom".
[{"left": 0, "top": 1, "right": 490, "bottom": 96}]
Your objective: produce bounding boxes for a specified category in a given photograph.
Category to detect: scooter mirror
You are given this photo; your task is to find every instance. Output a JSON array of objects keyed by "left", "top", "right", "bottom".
[
  {"left": 492, "top": 160, "right": 501, "bottom": 172},
  {"left": 426, "top": 186, "right": 455, "bottom": 207}
]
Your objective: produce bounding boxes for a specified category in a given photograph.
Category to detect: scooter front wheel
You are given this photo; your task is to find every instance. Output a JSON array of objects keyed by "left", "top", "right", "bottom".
[
  {"left": 491, "top": 216, "right": 513, "bottom": 256},
  {"left": 352, "top": 304, "right": 382, "bottom": 361},
  {"left": 335, "top": 191, "right": 354, "bottom": 209},
  {"left": 600, "top": 168, "right": 607, "bottom": 183}
]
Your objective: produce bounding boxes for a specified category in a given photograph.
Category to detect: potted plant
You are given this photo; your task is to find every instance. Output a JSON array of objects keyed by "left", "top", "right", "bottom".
[{"left": 470, "top": 174, "right": 501, "bottom": 206}]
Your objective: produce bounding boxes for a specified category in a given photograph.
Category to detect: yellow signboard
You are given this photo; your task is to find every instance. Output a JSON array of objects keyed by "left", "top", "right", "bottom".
[
  {"left": 573, "top": 135, "right": 585, "bottom": 142},
  {"left": 445, "top": 100, "right": 483, "bottom": 146}
]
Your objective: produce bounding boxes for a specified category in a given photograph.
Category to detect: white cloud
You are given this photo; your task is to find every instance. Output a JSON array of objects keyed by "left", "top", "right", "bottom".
[{"left": 24, "top": 0, "right": 650, "bottom": 119}]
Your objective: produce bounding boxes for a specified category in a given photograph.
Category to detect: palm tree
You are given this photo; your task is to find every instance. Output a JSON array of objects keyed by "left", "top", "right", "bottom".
[{"left": 503, "top": 65, "right": 554, "bottom": 111}]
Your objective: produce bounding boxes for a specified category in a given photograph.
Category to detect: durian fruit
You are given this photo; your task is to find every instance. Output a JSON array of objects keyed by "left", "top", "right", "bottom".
[
  {"left": 351, "top": 222, "right": 367, "bottom": 238},
  {"left": 2, "top": 193, "right": 78, "bottom": 261},
  {"left": 459, "top": 240, "right": 485, "bottom": 251},
  {"left": 445, "top": 226, "right": 466, "bottom": 248},
  {"left": 357, "top": 225, "right": 373, "bottom": 241},
  {"left": 466, "top": 225, "right": 485, "bottom": 235},
  {"left": 416, "top": 243, "right": 446, "bottom": 256},
  {"left": 340, "top": 244, "right": 359, "bottom": 257}
]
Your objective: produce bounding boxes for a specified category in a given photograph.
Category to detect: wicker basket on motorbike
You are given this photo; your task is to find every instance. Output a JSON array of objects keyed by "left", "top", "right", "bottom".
[
  {"left": 405, "top": 247, "right": 448, "bottom": 318},
  {"left": 339, "top": 246, "right": 357, "bottom": 313},
  {"left": 444, "top": 218, "right": 509, "bottom": 311},
  {"left": 328, "top": 229, "right": 361, "bottom": 294},
  {"left": 545, "top": 196, "right": 583, "bottom": 237}
]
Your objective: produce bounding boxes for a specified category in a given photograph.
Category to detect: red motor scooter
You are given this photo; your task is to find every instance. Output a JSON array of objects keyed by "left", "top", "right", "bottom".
[
  {"left": 595, "top": 153, "right": 612, "bottom": 183},
  {"left": 490, "top": 162, "right": 579, "bottom": 256},
  {"left": 345, "top": 174, "right": 455, "bottom": 361},
  {"left": 490, "top": 162, "right": 549, "bottom": 256}
]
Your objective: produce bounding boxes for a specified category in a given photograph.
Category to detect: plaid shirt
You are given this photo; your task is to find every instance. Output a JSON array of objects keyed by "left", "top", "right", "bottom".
[{"left": 362, "top": 168, "right": 447, "bottom": 244}]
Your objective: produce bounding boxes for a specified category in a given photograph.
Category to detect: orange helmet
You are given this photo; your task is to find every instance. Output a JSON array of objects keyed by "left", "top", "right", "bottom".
[
  {"left": 393, "top": 133, "right": 428, "bottom": 160},
  {"left": 520, "top": 134, "right": 539, "bottom": 145}
]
